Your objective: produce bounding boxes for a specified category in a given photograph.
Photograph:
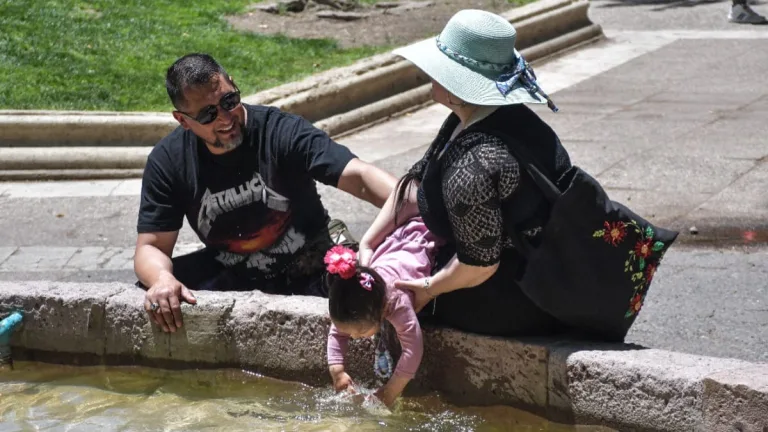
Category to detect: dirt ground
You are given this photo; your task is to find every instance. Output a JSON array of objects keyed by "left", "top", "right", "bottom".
[{"left": 227, "top": 0, "right": 516, "bottom": 49}]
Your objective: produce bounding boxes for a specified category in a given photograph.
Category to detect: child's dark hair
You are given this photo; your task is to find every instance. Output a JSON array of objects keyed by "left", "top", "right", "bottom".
[{"left": 327, "top": 266, "right": 387, "bottom": 325}]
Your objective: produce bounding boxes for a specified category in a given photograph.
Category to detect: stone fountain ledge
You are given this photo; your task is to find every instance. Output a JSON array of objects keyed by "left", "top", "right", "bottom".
[{"left": 1, "top": 281, "right": 766, "bottom": 431}]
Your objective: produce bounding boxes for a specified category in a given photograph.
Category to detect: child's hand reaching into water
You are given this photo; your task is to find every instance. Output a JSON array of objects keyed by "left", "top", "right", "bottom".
[
  {"left": 373, "top": 387, "right": 397, "bottom": 408},
  {"left": 329, "top": 365, "right": 356, "bottom": 393},
  {"left": 328, "top": 366, "right": 397, "bottom": 410},
  {"left": 374, "top": 374, "right": 410, "bottom": 408},
  {"left": 334, "top": 372, "right": 356, "bottom": 393}
]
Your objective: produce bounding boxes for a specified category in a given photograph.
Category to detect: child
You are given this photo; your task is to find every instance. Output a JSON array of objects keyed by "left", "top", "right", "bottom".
[{"left": 325, "top": 217, "right": 439, "bottom": 408}]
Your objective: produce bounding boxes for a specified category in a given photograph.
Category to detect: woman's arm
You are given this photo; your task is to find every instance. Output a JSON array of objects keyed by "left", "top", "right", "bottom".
[
  {"left": 428, "top": 254, "right": 498, "bottom": 295},
  {"left": 395, "top": 136, "right": 519, "bottom": 310},
  {"left": 395, "top": 255, "right": 499, "bottom": 312}
]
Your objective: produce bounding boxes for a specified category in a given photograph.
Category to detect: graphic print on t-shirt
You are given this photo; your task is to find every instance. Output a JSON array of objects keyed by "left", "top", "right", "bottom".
[{"left": 195, "top": 172, "right": 306, "bottom": 276}]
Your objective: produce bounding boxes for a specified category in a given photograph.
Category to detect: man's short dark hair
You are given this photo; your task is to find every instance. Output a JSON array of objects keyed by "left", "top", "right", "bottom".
[{"left": 166, "top": 53, "right": 230, "bottom": 110}]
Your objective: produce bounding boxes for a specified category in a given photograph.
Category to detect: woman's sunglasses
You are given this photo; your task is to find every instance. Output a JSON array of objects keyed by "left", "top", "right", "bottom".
[{"left": 178, "top": 90, "right": 241, "bottom": 125}]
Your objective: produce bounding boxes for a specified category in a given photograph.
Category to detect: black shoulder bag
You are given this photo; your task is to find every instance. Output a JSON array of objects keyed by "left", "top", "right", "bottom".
[{"left": 494, "top": 132, "right": 679, "bottom": 341}]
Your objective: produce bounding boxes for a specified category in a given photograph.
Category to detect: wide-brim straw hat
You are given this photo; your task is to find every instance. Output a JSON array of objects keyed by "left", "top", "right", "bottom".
[{"left": 393, "top": 9, "right": 552, "bottom": 107}]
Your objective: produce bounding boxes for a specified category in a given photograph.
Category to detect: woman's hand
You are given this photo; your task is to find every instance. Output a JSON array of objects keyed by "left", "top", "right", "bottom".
[
  {"left": 396, "top": 256, "right": 500, "bottom": 311},
  {"left": 394, "top": 278, "right": 434, "bottom": 313}
]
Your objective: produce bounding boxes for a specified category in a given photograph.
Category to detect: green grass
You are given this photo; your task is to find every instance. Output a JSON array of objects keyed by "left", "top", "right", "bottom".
[
  {"left": 0, "top": 0, "right": 381, "bottom": 111},
  {"left": 0, "top": 0, "right": 538, "bottom": 112}
]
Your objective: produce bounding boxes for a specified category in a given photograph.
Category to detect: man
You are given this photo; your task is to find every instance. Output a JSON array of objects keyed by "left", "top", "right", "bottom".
[{"left": 135, "top": 53, "right": 397, "bottom": 333}]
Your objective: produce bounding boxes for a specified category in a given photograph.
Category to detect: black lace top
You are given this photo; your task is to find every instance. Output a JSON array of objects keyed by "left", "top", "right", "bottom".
[{"left": 411, "top": 104, "right": 571, "bottom": 268}]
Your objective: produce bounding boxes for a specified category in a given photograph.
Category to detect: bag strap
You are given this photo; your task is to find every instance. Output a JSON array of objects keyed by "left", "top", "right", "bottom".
[
  {"left": 484, "top": 130, "right": 565, "bottom": 259},
  {"left": 487, "top": 130, "right": 562, "bottom": 205}
]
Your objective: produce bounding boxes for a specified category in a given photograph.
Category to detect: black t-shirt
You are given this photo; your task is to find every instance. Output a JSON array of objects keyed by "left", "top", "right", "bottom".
[{"left": 137, "top": 104, "right": 356, "bottom": 281}]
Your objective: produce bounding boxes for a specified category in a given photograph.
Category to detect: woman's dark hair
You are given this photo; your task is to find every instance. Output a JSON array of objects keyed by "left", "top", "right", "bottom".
[
  {"left": 393, "top": 171, "right": 419, "bottom": 226},
  {"left": 393, "top": 144, "right": 437, "bottom": 224},
  {"left": 327, "top": 266, "right": 387, "bottom": 325}
]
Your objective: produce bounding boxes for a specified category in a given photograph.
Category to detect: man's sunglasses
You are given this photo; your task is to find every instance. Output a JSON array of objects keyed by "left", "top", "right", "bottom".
[{"left": 177, "top": 90, "right": 241, "bottom": 125}]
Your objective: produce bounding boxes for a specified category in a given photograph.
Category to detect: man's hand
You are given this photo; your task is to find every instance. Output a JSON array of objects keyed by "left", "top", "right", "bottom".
[{"left": 144, "top": 271, "right": 196, "bottom": 333}]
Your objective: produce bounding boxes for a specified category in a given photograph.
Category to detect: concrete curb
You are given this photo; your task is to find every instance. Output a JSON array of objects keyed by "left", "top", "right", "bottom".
[
  {"left": 1, "top": 281, "right": 766, "bottom": 431},
  {"left": 0, "top": 111, "right": 178, "bottom": 148},
  {"left": 0, "top": 147, "right": 150, "bottom": 181},
  {"left": 0, "top": 147, "right": 150, "bottom": 170},
  {"left": 0, "top": 0, "right": 602, "bottom": 175},
  {"left": 0, "top": 169, "right": 145, "bottom": 181}
]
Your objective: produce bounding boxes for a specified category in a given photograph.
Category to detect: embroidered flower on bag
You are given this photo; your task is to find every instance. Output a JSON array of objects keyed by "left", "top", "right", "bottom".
[
  {"left": 645, "top": 262, "right": 658, "bottom": 283},
  {"left": 601, "top": 221, "right": 627, "bottom": 246},
  {"left": 593, "top": 220, "right": 668, "bottom": 319},
  {"left": 634, "top": 239, "right": 653, "bottom": 259}
]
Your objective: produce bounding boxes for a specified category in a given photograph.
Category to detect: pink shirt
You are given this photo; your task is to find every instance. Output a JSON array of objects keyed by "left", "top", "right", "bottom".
[{"left": 327, "top": 217, "right": 439, "bottom": 379}]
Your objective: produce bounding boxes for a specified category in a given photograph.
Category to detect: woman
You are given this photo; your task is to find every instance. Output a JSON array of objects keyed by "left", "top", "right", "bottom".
[{"left": 358, "top": 9, "right": 572, "bottom": 336}]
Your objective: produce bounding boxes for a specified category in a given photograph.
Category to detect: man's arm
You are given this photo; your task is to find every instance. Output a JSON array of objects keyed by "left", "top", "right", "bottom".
[
  {"left": 135, "top": 142, "right": 193, "bottom": 332},
  {"left": 336, "top": 158, "right": 398, "bottom": 209},
  {"left": 277, "top": 112, "right": 397, "bottom": 207},
  {"left": 134, "top": 231, "right": 178, "bottom": 288},
  {"left": 135, "top": 231, "right": 196, "bottom": 333}
]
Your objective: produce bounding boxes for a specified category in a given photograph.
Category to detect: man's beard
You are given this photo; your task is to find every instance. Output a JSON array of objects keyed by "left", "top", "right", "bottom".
[{"left": 211, "top": 124, "right": 245, "bottom": 151}]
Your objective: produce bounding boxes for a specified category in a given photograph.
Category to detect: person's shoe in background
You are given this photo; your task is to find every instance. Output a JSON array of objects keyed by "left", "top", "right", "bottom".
[{"left": 729, "top": 3, "right": 768, "bottom": 24}]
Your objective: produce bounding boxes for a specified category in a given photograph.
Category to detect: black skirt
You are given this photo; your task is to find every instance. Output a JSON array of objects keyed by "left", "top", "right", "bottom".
[{"left": 420, "top": 246, "right": 565, "bottom": 337}]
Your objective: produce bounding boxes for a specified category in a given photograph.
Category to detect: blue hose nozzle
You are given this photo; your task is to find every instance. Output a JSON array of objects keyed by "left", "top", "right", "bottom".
[{"left": 0, "top": 311, "right": 23, "bottom": 364}]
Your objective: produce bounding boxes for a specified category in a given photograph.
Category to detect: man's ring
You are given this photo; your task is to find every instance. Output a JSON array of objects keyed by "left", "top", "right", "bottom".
[{"left": 150, "top": 303, "right": 160, "bottom": 312}]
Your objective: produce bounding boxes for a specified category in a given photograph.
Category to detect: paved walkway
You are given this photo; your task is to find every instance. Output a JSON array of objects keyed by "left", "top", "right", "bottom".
[
  {"left": 1, "top": 17, "right": 767, "bottom": 361},
  {"left": 590, "top": 0, "right": 768, "bottom": 30}
]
